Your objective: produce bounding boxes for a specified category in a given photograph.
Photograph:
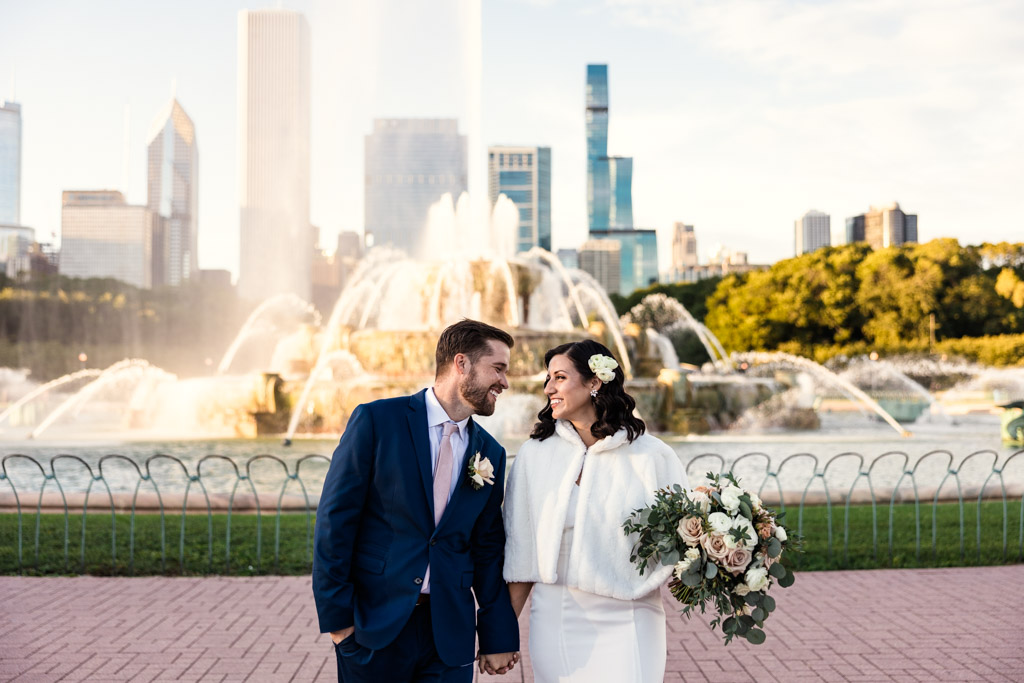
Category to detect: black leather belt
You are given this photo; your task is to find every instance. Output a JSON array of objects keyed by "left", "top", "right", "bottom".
[{"left": 415, "top": 593, "right": 430, "bottom": 606}]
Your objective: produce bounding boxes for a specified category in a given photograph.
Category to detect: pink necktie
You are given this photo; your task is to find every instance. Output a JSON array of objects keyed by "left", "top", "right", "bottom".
[{"left": 433, "top": 422, "right": 458, "bottom": 525}]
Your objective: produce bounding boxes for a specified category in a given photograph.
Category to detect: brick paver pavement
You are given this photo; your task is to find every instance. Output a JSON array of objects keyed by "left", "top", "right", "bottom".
[{"left": 2, "top": 566, "right": 1022, "bottom": 682}]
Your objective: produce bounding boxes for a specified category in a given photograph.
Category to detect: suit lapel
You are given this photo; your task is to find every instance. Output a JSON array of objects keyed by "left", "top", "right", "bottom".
[{"left": 406, "top": 390, "right": 435, "bottom": 520}]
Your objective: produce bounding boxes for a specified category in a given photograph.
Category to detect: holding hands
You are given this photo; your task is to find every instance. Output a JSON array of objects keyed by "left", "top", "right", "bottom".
[{"left": 478, "top": 651, "right": 520, "bottom": 675}]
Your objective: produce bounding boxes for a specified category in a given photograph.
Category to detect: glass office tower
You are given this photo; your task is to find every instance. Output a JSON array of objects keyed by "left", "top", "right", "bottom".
[
  {"left": 0, "top": 101, "right": 21, "bottom": 226},
  {"left": 147, "top": 99, "right": 198, "bottom": 287},
  {"left": 487, "top": 145, "right": 551, "bottom": 253}
]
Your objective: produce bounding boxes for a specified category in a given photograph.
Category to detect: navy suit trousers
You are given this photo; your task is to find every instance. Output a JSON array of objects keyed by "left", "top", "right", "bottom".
[{"left": 335, "top": 603, "right": 473, "bottom": 683}]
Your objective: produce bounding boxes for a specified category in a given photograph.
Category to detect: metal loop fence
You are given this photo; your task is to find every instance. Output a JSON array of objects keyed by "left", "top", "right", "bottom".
[
  {"left": 1, "top": 448, "right": 1023, "bottom": 575},
  {"left": 0, "top": 452, "right": 331, "bottom": 575}
]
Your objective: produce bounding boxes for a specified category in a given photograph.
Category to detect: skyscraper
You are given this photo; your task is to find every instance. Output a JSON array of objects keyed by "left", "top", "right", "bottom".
[
  {"left": 487, "top": 145, "right": 551, "bottom": 253},
  {"left": 845, "top": 215, "right": 865, "bottom": 244},
  {"left": 579, "top": 239, "right": 621, "bottom": 295},
  {"left": 862, "top": 202, "right": 918, "bottom": 249},
  {"left": 585, "top": 65, "right": 633, "bottom": 232},
  {"left": 147, "top": 98, "right": 198, "bottom": 287},
  {"left": 60, "top": 190, "right": 156, "bottom": 288},
  {"left": 671, "top": 223, "right": 698, "bottom": 271},
  {"left": 238, "top": 9, "right": 312, "bottom": 302},
  {"left": 584, "top": 65, "right": 655, "bottom": 295},
  {"left": 603, "top": 228, "right": 658, "bottom": 295},
  {"left": 364, "top": 118, "right": 467, "bottom": 256},
  {"left": 0, "top": 101, "right": 21, "bottom": 226},
  {"left": 795, "top": 210, "right": 831, "bottom": 255}
]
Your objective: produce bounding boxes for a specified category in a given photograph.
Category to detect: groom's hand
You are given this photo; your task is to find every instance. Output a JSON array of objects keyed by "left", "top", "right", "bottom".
[
  {"left": 478, "top": 651, "right": 518, "bottom": 675},
  {"left": 329, "top": 626, "right": 355, "bottom": 644}
]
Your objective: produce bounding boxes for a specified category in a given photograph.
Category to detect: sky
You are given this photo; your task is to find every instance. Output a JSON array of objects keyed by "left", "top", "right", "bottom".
[{"left": 2, "top": 0, "right": 1022, "bottom": 277}]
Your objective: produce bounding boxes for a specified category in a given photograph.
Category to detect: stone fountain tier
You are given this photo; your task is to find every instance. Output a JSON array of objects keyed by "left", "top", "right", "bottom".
[
  {"left": 344, "top": 328, "right": 601, "bottom": 378},
  {"left": 265, "top": 369, "right": 780, "bottom": 438}
]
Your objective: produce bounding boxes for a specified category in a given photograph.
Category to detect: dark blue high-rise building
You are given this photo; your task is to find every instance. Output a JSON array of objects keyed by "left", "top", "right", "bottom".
[
  {"left": 583, "top": 65, "right": 653, "bottom": 295},
  {"left": 586, "top": 65, "right": 633, "bottom": 232}
]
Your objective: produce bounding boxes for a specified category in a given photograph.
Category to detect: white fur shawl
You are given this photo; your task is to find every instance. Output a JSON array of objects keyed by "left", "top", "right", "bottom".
[{"left": 503, "top": 419, "right": 688, "bottom": 600}]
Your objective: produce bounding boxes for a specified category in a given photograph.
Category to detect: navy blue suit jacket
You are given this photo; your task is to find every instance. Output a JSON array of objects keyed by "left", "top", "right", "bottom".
[{"left": 312, "top": 389, "right": 520, "bottom": 666}]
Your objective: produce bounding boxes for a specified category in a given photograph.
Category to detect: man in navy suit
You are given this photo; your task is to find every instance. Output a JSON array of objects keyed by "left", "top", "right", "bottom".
[{"left": 313, "top": 319, "right": 520, "bottom": 681}]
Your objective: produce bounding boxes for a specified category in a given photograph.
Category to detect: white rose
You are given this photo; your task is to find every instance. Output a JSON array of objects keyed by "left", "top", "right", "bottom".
[
  {"left": 737, "top": 517, "right": 758, "bottom": 550},
  {"left": 720, "top": 485, "right": 743, "bottom": 513},
  {"left": 749, "top": 492, "right": 763, "bottom": 511},
  {"left": 745, "top": 566, "right": 769, "bottom": 592},
  {"left": 707, "top": 512, "right": 732, "bottom": 534},
  {"left": 689, "top": 490, "right": 711, "bottom": 514},
  {"left": 775, "top": 525, "right": 788, "bottom": 542},
  {"left": 684, "top": 547, "right": 701, "bottom": 562},
  {"left": 733, "top": 583, "right": 751, "bottom": 596}
]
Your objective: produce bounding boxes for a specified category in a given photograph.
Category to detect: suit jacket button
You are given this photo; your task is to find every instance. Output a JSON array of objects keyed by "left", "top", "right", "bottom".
[
  {"left": 430, "top": 539, "right": 437, "bottom": 546},
  {"left": 414, "top": 577, "right": 423, "bottom": 585}
]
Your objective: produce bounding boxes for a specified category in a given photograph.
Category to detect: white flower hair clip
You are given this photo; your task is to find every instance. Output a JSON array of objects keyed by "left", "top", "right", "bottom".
[{"left": 588, "top": 353, "right": 619, "bottom": 383}]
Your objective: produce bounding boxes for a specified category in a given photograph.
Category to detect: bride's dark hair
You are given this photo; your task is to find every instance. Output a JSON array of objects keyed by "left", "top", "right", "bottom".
[{"left": 530, "top": 339, "right": 645, "bottom": 443}]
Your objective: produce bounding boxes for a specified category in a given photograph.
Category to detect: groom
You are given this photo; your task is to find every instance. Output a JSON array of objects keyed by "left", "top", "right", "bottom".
[{"left": 313, "top": 319, "right": 520, "bottom": 681}]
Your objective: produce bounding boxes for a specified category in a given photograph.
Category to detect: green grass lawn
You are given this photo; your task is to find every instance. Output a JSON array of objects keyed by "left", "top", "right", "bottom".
[{"left": 1, "top": 501, "right": 1022, "bottom": 576}]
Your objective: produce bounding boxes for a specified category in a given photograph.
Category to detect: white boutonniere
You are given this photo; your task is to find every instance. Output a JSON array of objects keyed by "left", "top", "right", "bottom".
[{"left": 467, "top": 452, "right": 495, "bottom": 490}]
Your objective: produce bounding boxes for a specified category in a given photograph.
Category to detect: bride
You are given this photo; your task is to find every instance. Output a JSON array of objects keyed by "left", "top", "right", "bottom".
[{"left": 502, "top": 340, "right": 687, "bottom": 682}]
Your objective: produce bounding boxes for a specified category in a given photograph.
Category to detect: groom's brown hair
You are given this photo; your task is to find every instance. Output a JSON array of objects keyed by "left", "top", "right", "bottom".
[{"left": 435, "top": 319, "right": 515, "bottom": 378}]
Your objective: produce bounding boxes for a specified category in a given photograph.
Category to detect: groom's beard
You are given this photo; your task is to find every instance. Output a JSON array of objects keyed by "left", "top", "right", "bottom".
[{"left": 460, "top": 367, "right": 498, "bottom": 416}]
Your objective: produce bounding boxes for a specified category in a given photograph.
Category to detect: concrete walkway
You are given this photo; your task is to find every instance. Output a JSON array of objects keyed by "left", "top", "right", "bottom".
[{"left": 1, "top": 566, "right": 1022, "bottom": 682}]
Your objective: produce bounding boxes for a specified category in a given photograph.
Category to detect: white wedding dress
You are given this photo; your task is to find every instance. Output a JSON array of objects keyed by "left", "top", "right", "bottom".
[{"left": 528, "top": 483, "right": 667, "bottom": 682}]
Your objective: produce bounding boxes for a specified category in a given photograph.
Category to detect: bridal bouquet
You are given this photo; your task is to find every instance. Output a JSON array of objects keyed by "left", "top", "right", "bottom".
[{"left": 622, "top": 472, "right": 796, "bottom": 645}]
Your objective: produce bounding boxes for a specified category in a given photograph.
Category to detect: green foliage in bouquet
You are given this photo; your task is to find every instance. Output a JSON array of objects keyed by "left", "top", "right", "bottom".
[{"left": 623, "top": 472, "right": 800, "bottom": 645}]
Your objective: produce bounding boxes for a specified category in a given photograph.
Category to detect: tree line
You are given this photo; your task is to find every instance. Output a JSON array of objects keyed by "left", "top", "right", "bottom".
[{"left": 621, "top": 240, "right": 1024, "bottom": 366}]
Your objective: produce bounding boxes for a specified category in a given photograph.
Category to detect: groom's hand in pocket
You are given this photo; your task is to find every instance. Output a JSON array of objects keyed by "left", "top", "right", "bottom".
[{"left": 330, "top": 626, "right": 355, "bottom": 645}]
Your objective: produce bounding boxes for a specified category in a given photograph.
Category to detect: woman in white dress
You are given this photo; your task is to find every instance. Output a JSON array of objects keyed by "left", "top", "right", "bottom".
[{"left": 503, "top": 340, "right": 687, "bottom": 683}]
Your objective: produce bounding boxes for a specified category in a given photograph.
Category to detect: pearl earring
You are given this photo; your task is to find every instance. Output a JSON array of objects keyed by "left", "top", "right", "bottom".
[{"left": 590, "top": 389, "right": 598, "bottom": 399}]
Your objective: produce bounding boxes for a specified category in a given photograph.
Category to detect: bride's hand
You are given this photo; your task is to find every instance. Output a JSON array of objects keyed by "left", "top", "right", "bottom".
[{"left": 479, "top": 652, "right": 517, "bottom": 675}]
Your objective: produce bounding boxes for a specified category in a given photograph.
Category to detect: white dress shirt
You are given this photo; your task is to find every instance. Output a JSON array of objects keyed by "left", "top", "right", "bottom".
[{"left": 422, "top": 387, "right": 471, "bottom": 593}]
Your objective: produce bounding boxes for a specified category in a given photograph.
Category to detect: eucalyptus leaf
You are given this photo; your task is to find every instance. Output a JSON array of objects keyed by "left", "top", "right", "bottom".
[
  {"left": 661, "top": 550, "right": 680, "bottom": 566},
  {"left": 682, "top": 572, "right": 702, "bottom": 587},
  {"left": 722, "top": 616, "right": 737, "bottom": 634},
  {"left": 739, "top": 501, "right": 752, "bottom": 519},
  {"left": 743, "top": 593, "right": 760, "bottom": 606},
  {"left": 768, "top": 562, "right": 786, "bottom": 579},
  {"left": 762, "top": 595, "right": 776, "bottom": 612},
  {"left": 745, "top": 628, "right": 766, "bottom": 645},
  {"left": 778, "top": 570, "right": 795, "bottom": 588},
  {"left": 767, "top": 537, "right": 782, "bottom": 558},
  {"left": 752, "top": 607, "right": 766, "bottom": 623},
  {"left": 705, "top": 562, "right": 718, "bottom": 579}
]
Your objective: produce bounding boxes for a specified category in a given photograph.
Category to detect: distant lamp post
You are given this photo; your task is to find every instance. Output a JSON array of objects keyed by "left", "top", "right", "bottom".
[{"left": 78, "top": 352, "right": 88, "bottom": 368}]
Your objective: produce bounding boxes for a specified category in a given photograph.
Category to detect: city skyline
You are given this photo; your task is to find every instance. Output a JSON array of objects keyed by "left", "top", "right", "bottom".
[{"left": 2, "top": 0, "right": 1021, "bottom": 279}]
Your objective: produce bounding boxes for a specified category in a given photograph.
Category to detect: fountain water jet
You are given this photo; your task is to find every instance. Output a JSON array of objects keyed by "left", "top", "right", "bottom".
[
  {"left": 29, "top": 360, "right": 177, "bottom": 439},
  {"left": 0, "top": 369, "right": 102, "bottom": 427},
  {"left": 732, "top": 351, "right": 911, "bottom": 436},
  {"left": 217, "top": 294, "right": 320, "bottom": 375}
]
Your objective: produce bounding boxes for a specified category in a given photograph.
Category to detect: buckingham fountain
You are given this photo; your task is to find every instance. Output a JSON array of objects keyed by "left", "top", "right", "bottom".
[{"left": 1, "top": 194, "right": 1023, "bottom": 454}]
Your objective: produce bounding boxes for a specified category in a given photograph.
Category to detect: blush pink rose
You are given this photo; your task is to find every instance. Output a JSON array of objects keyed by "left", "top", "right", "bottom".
[
  {"left": 677, "top": 516, "right": 706, "bottom": 547},
  {"left": 702, "top": 533, "right": 730, "bottom": 562},
  {"left": 723, "top": 547, "right": 753, "bottom": 576}
]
